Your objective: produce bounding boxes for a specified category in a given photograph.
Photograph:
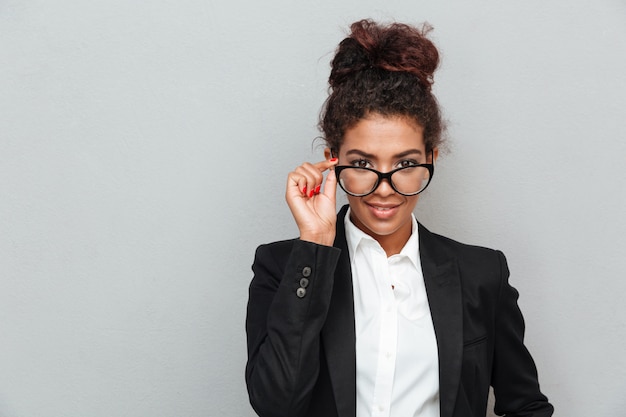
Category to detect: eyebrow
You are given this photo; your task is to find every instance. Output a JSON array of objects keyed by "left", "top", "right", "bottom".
[{"left": 344, "top": 149, "right": 424, "bottom": 159}]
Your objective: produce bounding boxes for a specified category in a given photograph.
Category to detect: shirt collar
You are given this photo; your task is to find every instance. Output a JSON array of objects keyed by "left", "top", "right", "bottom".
[{"left": 343, "top": 207, "right": 420, "bottom": 268}]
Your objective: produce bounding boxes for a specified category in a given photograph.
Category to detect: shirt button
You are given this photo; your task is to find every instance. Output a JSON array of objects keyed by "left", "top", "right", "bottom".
[
  {"left": 302, "top": 266, "right": 312, "bottom": 277},
  {"left": 299, "top": 278, "right": 309, "bottom": 288},
  {"left": 377, "top": 405, "right": 385, "bottom": 412},
  {"left": 296, "top": 287, "right": 307, "bottom": 298}
]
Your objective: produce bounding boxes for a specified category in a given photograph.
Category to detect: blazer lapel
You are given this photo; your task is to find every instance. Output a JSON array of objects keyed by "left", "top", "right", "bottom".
[
  {"left": 419, "top": 224, "right": 463, "bottom": 417},
  {"left": 320, "top": 210, "right": 463, "bottom": 417},
  {"left": 321, "top": 205, "right": 356, "bottom": 417}
]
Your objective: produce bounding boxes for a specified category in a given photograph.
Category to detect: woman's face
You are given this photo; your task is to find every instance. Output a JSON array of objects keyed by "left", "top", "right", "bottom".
[{"left": 331, "top": 113, "right": 437, "bottom": 253}]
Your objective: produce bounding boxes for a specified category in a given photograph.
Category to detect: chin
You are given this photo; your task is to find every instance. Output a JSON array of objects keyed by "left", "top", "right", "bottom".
[{"left": 362, "top": 220, "right": 406, "bottom": 237}]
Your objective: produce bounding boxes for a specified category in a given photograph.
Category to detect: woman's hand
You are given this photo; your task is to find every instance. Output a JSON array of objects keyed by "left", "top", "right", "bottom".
[{"left": 285, "top": 158, "right": 339, "bottom": 246}]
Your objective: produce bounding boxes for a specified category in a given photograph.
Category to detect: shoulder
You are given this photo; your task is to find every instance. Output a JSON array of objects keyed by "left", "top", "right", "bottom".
[
  {"left": 419, "top": 223, "right": 508, "bottom": 289},
  {"left": 419, "top": 223, "right": 504, "bottom": 261}
]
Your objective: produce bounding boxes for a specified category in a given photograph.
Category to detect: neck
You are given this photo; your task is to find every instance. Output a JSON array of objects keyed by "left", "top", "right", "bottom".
[
  {"left": 375, "top": 228, "right": 411, "bottom": 257},
  {"left": 349, "top": 212, "right": 413, "bottom": 257}
]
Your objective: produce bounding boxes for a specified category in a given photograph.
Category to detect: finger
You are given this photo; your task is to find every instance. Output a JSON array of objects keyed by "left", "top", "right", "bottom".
[
  {"left": 309, "top": 158, "right": 339, "bottom": 195},
  {"left": 287, "top": 168, "right": 316, "bottom": 197},
  {"left": 286, "top": 172, "right": 306, "bottom": 199},
  {"left": 312, "top": 158, "right": 339, "bottom": 173},
  {"left": 322, "top": 167, "right": 337, "bottom": 199},
  {"left": 290, "top": 158, "right": 339, "bottom": 199},
  {"left": 319, "top": 158, "right": 338, "bottom": 196},
  {"left": 297, "top": 163, "right": 324, "bottom": 197}
]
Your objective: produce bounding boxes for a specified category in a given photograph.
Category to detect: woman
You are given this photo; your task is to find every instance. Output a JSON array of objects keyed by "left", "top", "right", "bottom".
[{"left": 245, "top": 19, "right": 553, "bottom": 417}]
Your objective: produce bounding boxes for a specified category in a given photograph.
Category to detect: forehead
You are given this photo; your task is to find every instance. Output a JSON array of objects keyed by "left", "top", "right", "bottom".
[{"left": 341, "top": 114, "right": 425, "bottom": 155}]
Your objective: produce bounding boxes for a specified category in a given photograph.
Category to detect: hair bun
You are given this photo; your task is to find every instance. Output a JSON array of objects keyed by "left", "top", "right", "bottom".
[{"left": 329, "top": 19, "right": 439, "bottom": 91}]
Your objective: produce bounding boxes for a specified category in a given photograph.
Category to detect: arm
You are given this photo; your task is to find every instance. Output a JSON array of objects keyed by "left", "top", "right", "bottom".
[
  {"left": 245, "top": 239, "right": 341, "bottom": 417},
  {"left": 491, "top": 251, "right": 554, "bottom": 417}
]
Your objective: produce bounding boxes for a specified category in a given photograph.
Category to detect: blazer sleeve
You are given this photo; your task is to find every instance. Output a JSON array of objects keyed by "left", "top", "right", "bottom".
[
  {"left": 245, "top": 239, "right": 341, "bottom": 417},
  {"left": 491, "top": 251, "right": 554, "bottom": 417}
]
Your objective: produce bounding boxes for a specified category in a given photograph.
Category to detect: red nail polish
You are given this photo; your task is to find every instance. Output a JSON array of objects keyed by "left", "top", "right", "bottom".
[
  {"left": 309, "top": 190, "right": 314, "bottom": 198},
  {"left": 302, "top": 186, "right": 307, "bottom": 195},
  {"left": 314, "top": 185, "right": 321, "bottom": 194},
  {"left": 330, "top": 158, "right": 338, "bottom": 162}
]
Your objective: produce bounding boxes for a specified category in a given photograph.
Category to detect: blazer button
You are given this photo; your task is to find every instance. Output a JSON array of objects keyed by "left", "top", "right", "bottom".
[
  {"left": 302, "top": 266, "right": 312, "bottom": 277},
  {"left": 299, "top": 278, "right": 309, "bottom": 288},
  {"left": 296, "top": 287, "right": 307, "bottom": 298}
]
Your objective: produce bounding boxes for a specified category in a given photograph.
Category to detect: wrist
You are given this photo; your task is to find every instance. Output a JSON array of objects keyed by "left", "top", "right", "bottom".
[{"left": 299, "top": 232, "right": 335, "bottom": 247}]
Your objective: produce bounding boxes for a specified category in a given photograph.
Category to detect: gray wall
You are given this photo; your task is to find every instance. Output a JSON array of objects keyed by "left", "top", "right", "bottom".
[{"left": 1, "top": 1, "right": 625, "bottom": 416}]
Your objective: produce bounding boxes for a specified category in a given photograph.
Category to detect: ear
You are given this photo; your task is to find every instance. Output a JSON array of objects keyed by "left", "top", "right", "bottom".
[{"left": 324, "top": 147, "right": 333, "bottom": 160}]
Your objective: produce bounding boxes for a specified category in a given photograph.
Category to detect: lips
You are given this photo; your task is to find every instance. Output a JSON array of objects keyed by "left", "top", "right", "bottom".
[{"left": 365, "top": 201, "right": 402, "bottom": 219}]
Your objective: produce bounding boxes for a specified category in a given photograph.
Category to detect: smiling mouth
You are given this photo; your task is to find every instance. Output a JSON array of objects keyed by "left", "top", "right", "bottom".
[
  {"left": 367, "top": 202, "right": 400, "bottom": 210},
  {"left": 366, "top": 202, "right": 401, "bottom": 217}
]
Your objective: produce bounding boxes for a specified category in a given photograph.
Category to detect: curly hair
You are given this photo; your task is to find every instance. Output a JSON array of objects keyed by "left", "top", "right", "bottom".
[{"left": 319, "top": 19, "right": 445, "bottom": 154}]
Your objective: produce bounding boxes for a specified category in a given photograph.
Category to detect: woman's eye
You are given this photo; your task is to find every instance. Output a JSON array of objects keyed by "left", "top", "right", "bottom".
[
  {"left": 398, "top": 159, "right": 419, "bottom": 168},
  {"left": 350, "top": 159, "right": 370, "bottom": 168}
]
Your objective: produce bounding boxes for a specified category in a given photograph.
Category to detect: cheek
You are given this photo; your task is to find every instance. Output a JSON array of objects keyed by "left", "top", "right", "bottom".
[
  {"left": 405, "top": 195, "right": 420, "bottom": 209},
  {"left": 346, "top": 195, "right": 361, "bottom": 208}
]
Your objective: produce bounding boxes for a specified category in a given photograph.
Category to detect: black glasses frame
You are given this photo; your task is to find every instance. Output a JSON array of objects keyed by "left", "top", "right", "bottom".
[{"left": 334, "top": 152, "right": 435, "bottom": 197}]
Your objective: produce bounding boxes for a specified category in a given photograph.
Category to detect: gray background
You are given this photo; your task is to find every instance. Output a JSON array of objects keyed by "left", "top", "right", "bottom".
[{"left": 2, "top": 0, "right": 625, "bottom": 416}]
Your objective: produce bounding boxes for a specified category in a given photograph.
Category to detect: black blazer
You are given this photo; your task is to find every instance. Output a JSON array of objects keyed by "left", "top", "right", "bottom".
[{"left": 246, "top": 205, "right": 553, "bottom": 417}]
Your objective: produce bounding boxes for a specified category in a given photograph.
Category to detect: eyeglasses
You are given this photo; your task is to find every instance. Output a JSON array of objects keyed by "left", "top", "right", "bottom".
[{"left": 334, "top": 153, "right": 434, "bottom": 197}]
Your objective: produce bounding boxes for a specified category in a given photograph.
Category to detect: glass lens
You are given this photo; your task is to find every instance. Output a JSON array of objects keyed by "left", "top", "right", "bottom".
[
  {"left": 338, "top": 168, "right": 378, "bottom": 196},
  {"left": 391, "top": 166, "right": 431, "bottom": 195}
]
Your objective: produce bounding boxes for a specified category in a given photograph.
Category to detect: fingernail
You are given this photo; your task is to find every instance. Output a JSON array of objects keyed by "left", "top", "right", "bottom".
[
  {"left": 302, "top": 186, "right": 307, "bottom": 195},
  {"left": 314, "top": 185, "right": 321, "bottom": 194},
  {"left": 309, "top": 190, "right": 315, "bottom": 198},
  {"left": 330, "top": 158, "right": 338, "bottom": 162}
]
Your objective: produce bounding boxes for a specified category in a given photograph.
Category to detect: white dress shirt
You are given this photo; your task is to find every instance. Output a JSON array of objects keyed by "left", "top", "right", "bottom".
[{"left": 345, "top": 209, "right": 440, "bottom": 417}]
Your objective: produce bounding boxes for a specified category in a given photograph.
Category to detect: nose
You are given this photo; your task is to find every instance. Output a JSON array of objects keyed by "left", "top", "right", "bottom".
[{"left": 372, "top": 177, "right": 396, "bottom": 197}]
